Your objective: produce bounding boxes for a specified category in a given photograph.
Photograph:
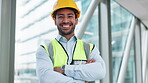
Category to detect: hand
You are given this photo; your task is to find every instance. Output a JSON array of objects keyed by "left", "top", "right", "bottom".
[
  {"left": 86, "top": 58, "right": 95, "bottom": 64},
  {"left": 54, "top": 67, "right": 64, "bottom": 74}
]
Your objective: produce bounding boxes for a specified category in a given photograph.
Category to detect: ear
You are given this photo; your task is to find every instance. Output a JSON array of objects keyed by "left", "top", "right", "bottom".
[
  {"left": 75, "top": 18, "right": 78, "bottom": 25},
  {"left": 54, "top": 19, "right": 57, "bottom": 25}
]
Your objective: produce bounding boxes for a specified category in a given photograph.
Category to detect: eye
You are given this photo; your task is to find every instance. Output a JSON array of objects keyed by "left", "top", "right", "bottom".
[
  {"left": 58, "top": 15, "right": 64, "bottom": 19},
  {"left": 68, "top": 15, "right": 73, "bottom": 18}
]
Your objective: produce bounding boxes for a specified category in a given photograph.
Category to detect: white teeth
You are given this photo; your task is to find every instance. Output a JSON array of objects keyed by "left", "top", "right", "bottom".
[{"left": 63, "top": 25, "right": 70, "bottom": 27}]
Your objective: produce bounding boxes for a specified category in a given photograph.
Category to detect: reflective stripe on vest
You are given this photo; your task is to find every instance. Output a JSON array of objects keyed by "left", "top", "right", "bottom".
[{"left": 42, "top": 39, "right": 94, "bottom": 67}]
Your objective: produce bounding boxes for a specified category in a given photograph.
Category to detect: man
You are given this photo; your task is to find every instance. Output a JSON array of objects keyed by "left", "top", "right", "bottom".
[{"left": 36, "top": 0, "right": 106, "bottom": 83}]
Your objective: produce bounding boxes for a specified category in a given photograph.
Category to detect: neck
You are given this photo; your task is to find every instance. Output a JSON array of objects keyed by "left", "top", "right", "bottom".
[{"left": 60, "top": 33, "right": 74, "bottom": 40}]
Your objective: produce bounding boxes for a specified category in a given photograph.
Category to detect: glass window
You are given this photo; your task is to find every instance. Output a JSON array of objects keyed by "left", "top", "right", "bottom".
[
  {"left": 111, "top": 0, "right": 136, "bottom": 83},
  {"left": 15, "top": 0, "right": 58, "bottom": 83},
  {"left": 80, "top": 0, "right": 99, "bottom": 47}
]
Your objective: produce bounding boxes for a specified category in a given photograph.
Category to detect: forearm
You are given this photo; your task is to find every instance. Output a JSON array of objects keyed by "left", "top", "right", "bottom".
[
  {"left": 64, "top": 62, "right": 106, "bottom": 81},
  {"left": 37, "top": 68, "right": 84, "bottom": 83}
]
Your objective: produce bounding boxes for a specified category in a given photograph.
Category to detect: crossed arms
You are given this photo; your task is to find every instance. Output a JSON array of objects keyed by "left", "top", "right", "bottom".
[{"left": 36, "top": 46, "right": 106, "bottom": 83}]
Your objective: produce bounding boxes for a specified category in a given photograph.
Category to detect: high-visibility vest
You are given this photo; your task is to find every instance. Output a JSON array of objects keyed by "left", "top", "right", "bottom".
[{"left": 41, "top": 39, "right": 94, "bottom": 67}]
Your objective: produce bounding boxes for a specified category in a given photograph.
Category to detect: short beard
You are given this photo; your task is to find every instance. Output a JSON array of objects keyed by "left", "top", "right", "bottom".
[{"left": 58, "top": 26, "right": 75, "bottom": 35}]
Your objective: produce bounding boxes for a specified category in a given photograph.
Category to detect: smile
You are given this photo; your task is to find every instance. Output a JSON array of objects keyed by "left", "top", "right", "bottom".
[
  {"left": 60, "top": 23, "right": 73, "bottom": 28},
  {"left": 63, "top": 25, "right": 70, "bottom": 28}
]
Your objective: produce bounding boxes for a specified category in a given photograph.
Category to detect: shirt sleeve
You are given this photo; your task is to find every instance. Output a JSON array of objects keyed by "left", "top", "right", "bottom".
[
  {"left": 64, "top": 46, "right": 106, "bottom": 81},
  {"left": 36, "top": 46, "right": 85, "bottom": 83}
]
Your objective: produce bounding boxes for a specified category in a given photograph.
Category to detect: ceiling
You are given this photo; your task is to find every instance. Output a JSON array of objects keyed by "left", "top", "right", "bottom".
[{"left": 115, "top": 0, "right": 148, "bottom": 28}]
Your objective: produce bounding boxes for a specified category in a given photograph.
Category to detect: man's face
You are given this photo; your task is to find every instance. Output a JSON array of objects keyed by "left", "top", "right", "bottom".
[{"left": 54, "top": 9, "right": 78, "bottom": 35}]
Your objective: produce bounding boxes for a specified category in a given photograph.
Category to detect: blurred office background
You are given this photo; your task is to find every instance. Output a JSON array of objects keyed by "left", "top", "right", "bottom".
[{"left": 0, "top": 0, "right": 148, "bottom": 83}]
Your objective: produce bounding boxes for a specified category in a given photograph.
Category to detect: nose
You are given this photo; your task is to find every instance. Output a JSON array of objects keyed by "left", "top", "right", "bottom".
[{"left": 63, "top": 17, "right": 69, "bottom": 23}]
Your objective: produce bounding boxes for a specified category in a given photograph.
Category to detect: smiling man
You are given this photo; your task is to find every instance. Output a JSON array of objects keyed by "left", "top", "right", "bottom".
[{"left": 36, "top": 0, "right": 106, "bottom": 83}]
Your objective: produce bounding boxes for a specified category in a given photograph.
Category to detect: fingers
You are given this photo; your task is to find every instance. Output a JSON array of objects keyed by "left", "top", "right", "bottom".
[
  {"left": 54, "top": 67, "right": 64, "bottom": 74},
  {"left": 86, "top": 58, "right": 95, "bottom": 64},
  {"left": 54, "top": 67, "right": 61, "bottom": 72}
]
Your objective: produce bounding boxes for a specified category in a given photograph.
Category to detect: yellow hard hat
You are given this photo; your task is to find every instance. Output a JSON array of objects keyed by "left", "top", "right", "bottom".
[{"left": 51, "top": 0, "right": 80, "bottom": 20}]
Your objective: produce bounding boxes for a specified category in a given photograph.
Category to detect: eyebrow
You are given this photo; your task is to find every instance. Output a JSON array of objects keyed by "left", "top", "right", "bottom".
[{"left": 67, "top": 13, "right": 74, "bottom": 15}]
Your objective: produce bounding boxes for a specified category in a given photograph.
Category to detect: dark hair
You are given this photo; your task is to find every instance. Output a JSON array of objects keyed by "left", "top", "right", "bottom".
[{"left": 53, "top": 7, "right": 78, "bottom": 19}]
